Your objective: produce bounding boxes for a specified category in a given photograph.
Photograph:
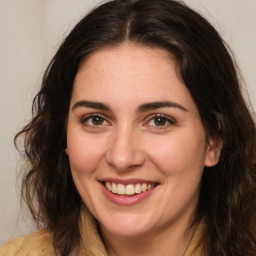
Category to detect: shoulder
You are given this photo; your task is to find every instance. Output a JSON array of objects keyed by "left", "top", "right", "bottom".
[{"left": 0, "top": 229, "right": 55, "bottom": 256}]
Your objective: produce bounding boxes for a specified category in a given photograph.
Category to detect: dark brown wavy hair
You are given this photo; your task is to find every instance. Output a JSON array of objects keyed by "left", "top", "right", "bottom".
[{"left": 15, "top": 0, "right": 256, "bottom": 255}]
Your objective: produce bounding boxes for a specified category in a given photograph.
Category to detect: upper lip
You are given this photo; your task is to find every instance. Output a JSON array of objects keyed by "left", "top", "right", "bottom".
[{"left": 99, "top": 178, "right": 159, "bottom": 185}]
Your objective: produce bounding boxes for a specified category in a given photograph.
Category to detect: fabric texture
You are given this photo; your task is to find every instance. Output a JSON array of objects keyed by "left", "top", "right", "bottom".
[{"left": 0, "top": 207, "right": 203, "bottom": 256}]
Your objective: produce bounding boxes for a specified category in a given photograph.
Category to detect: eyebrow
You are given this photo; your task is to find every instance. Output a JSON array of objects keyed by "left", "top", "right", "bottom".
[
  {"left": 72, "top": 100, "right": 111, "bottom": 111},
  {"left": 72, "top": 100, "right": 188, "bottom": 112},
  {"left": 137, "top": 101, "right": 188, "bottom": 113}
]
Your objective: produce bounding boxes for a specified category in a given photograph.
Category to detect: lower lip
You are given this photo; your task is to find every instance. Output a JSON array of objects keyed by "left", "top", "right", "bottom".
[{"left": 100, "top": 182, "right": 157, "bottom": 206}]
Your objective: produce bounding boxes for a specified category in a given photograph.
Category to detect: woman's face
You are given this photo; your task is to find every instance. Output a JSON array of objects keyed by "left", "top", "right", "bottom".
[{"left": 66, "top": 44, "right": 219, "bottom": 238}]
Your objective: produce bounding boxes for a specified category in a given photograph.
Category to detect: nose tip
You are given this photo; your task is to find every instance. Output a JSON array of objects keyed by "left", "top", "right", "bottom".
[
  {"left": 106, "top": 149, "right": 145, "bottom": 171},
  {"left": 105, "top": 132, "right": 145, "bottom": 171}
]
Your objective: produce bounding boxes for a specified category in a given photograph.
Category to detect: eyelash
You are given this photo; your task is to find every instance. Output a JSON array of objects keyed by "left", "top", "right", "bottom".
[
  {"left": 81, "top": 113, "right": 109, "bottom": 128},
  {"left": 145, "top": 114, "right": 176, "bottom": 129},
  {"left": 80, "top": 113, "right": 176, "bottom": 129}
]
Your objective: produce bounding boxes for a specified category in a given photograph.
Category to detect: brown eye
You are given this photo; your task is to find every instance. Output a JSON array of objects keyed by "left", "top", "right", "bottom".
[
  {"left": 81, "top": 114, "right": 108, "bottom": 127},
  {"left": 154, "top": 117, "right": 167, "bottom": 126},
  {"left": 91, "top": 116, "right": 104, "bottom": 125},
  {"left": 146, "top": 114, "right": 176, "bottom": 129}
]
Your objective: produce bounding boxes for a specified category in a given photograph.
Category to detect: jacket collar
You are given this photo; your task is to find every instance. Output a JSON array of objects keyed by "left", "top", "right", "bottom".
[{"left": 79, "top": 207, "right": 107, "bottom": 256}]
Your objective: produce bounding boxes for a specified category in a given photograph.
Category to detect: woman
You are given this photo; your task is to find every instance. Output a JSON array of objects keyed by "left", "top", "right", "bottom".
[{"left": 1, "top": 0, "right": 256, "bottom": 255}]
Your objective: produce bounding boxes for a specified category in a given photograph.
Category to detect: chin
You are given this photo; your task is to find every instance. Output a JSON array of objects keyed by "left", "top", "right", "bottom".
[{"left": 99, "top": 213, "right": 154, "bottom": 238}]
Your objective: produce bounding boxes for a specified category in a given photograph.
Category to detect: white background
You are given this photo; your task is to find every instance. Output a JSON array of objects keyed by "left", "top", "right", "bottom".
[{"left": 0, "top": 0, "right": 255, "bottom": 245}]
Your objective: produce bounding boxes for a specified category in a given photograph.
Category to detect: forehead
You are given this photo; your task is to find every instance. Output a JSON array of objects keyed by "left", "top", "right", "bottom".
[
  {"left": 79, "top": 43, "right": 176, "bottom": 79},
  {"left": 71, "top": 43, "right": 196, "bottom": 112}
]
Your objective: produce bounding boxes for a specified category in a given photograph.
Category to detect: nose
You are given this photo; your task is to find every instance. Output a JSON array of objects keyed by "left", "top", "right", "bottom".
[{"left": 105, "top": 126, "right": 145, "bottom": 171}]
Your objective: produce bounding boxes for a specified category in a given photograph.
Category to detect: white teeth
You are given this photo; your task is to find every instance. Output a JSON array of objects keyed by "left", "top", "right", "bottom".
[
  {"left": 106, "top": 182, "right": 111, "bottom": 191},
  {"left": 142, "top": 183, "right": 147, "bottom": 192},
  {"left": 126, "top": 184, "right": 135, "bottom": 195},
  {"left": 104, "top": 182, "right": 156, "bottom": 196},
  {"left": 117, "top": 184, "right": 126, "bottom": 194},
  {"left": 135, "top": 183, "right": 142, "bottom": 194},
  {"left": 112, "top": 183, "right": 117, "bottom": 193}
]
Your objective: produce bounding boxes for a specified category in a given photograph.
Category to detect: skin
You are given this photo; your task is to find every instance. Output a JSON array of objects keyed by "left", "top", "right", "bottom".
[{"left": 66, "top": 43, "right": 220, "bottom": 256}]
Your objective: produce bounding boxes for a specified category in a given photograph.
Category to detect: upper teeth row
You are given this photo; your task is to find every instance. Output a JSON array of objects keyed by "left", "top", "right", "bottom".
[{"left": 105, "top": 182, "right": 155, "bottom": 195}]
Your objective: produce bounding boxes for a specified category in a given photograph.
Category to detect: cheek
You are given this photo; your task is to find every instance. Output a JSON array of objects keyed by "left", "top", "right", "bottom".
[
  {"left": 67, "top": 131, "right": 106, "bottom": 175},
  {"left": 146, "top": 131, "right": 207, "bottom": 176}
]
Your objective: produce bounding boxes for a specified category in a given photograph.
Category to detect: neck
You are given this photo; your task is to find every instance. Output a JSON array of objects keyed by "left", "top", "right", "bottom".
[{"left": 100, "top": 219, "right": 198, "bottom": 256}]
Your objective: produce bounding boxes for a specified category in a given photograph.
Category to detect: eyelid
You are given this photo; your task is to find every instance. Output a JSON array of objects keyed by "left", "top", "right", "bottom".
[
  {"left": 144, "top": 113, "right": 176, "bottom": 128},
  {"left": 81, "top": 112, "right": 104, "bottom": 120},
  {"left": 79, "top": 112, "right": 176, "bottom": 130},
  {"left": 81, "top": 113, "right": 111, "bottom": 127}
]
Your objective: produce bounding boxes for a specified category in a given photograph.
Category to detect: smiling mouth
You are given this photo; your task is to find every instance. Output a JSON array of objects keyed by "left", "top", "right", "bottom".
[{"left": 103, "top": 182, "right": 158, "bottom": 196}]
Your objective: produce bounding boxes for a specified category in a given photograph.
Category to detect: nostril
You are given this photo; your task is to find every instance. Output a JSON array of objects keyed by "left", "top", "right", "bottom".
[{"left": 105, "top": 146, "right": 145, "bottom": 171}]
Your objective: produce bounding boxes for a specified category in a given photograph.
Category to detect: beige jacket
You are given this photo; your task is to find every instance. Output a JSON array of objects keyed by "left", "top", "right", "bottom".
[{"left": 0, "top": 208, "right": 203, "bottom": 256}]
